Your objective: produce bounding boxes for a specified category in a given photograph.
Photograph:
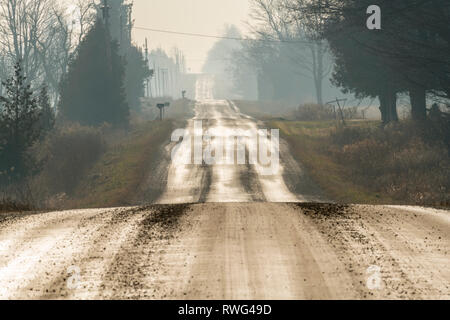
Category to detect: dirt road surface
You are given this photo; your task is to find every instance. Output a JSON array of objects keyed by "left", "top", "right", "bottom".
[
  {"left": 0, "top": 203, "right": 448, "bottom": 299},
  {"left": 156, "top": 98, "right": 324, "bottom": 204},
  {"left": 0, "top": 81, "right": 448, "bottom": 299}
]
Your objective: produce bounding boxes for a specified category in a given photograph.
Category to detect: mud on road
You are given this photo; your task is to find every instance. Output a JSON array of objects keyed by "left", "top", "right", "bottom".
[
  {"left": 0, "top": 203, "right": 448, "bottom": 299},
  {"left": 1, "top": 95, "right": 448, "bottom": 299}
]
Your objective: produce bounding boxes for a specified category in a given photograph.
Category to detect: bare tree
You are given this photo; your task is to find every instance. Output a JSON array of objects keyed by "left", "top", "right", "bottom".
[
  {"left": 294, "top": 0, "right": 450, "bottom": 115},
  {"left": 0, "top": 0, "right": 97, "bottom": 107},
  {"left": 72, "top": 0, "right": 97, "bottom": 44},
  {"left": 249, "top": 0, "right": 332, "bottom": 105},
  {"left": 0, "top": 0, "right": 44, "bottom": 83}
]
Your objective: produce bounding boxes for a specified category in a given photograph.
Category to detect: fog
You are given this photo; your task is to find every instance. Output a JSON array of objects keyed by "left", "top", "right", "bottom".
[
  {"left": 132, "top": 0, "right": 251, "bottom": 74},
  {"left": 0, "top": 0, "right": 448, "bottom": 207},
  {"left": 0, "top": 0, "right": 449, "bottom": 301}
]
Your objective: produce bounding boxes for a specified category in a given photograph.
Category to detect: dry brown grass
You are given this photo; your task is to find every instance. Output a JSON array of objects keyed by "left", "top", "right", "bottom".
[
  {"left": 63, "top": 119, "right": 177, "bottom": 209},
  {"left": 295, "top": 103, "right": 336, "bottom": 121},
  {"left": 330, "top": 120, "right": 449, "bottom": 206},
  {"left": 272, "top": 119, "right": 450, "bottom": 207},
  {"left": 33, "top": 124, "right": 106, "bottom": 196},
  {"left": 139, "top": 98, "right": 194, "bottom": 121},
  {"left": 25, "top": 115, "right": 177, "bottom": 210},
  {"left": 0, "top": 198, "right": 33, "bottom": 212},
  {"left": 233, "top": 100, "right": 297, "bottom": 119}
]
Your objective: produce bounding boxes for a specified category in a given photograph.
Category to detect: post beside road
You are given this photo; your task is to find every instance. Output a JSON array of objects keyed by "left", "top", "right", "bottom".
[{"left": 157, "top": 102, "right": 170, "bottom": 120}]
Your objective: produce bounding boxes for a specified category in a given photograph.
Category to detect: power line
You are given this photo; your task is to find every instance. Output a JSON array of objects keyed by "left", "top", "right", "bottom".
[{"left": 133, "top": 26, "right": 312, "bottom": 44}]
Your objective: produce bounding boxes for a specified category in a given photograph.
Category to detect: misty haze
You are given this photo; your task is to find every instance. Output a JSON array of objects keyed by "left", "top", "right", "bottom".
[{"left": 0, "top": 0, "right": 449, "bottom": 302}]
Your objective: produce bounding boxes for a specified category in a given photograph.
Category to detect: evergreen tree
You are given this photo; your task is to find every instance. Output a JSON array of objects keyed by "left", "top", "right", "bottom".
[
  {"left": 322, "top": 0, "right": 404, "bottom": 124},
  {"left": 0, "top": 62, "right": 41, "bottom": 183},
  {"left": 328, "top": 30, "right": 403, "bottom": 124},
  {"left": 301, "top": 0, "right": 450, "bottom": 123},
  {"left": 59, "top": 20, "right": 129, "bottom": 126},
  {"left": 125, "top": 45, "right": 150, "bottom": 111}
]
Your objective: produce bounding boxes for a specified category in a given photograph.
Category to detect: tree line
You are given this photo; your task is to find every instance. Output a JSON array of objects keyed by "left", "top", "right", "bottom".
[
  {"left": 297, "top": 0, "right": 450, "bottom": 124},
  {"left": 0, "top": 0, "right": 150, "bottom": 186},
  {"left": 231, "top": 0, "right": 449, "bottom": 124}
]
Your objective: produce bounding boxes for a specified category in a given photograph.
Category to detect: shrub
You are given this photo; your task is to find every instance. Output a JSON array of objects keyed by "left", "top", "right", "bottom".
[
  {"left": 34, "top": 124, "right": 105, "bottom": 195},
  {"left": 0, "top": 182, "right": 35, "bottom": 212},
  {"left": 329, "top": 119, "right": 450, "bottom": 206}
]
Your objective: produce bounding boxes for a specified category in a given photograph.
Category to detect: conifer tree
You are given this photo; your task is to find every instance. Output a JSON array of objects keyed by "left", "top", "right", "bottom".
[
  {"left": 0, "top": 62, "right": 41, "bottom": 182},
  {"left": 125, "top": 45, "right": 151, "bottom": 111},
  {"left": 59, "top": 20, "right": 129, "bottom": 126}
]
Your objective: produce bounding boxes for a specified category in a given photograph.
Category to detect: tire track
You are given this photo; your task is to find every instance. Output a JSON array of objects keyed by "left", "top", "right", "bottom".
[
  {"left": 0, "top": 208, "right": 112, "bottom": 299},
  {"left": 100, "top": 204, "right": 192, "bottom": 299},
  {"left": 38, "top": 207, "right": 146, "bottom": 299},
  {"left": 293, "top": 203, "right": 450, "bottom": 299}
]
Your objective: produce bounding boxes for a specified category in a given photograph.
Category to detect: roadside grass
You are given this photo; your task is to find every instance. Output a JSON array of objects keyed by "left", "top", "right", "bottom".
[
  {"left": 271, "top": 120, "right": 387, "bottom": 204},
  {"left": 140, "top": 98, "right": 194, "bottom": 121},
  {"left": 270, "top": 119, "right": 449, "bottom": 206},
  {"left": 3, "top": 100, "right": 190, "bottom": 211},
  {"left": 65, "top": 120, "right": 177, "bottom": 209},
  {"left": 165, "top": 98, "right": 195, "bottom": 119},
  {"left": 233, "top": 100, "right": 297, "bottom": 119},
  {"left": 0, "top": 198, "right": 33, "bottom": 213}
]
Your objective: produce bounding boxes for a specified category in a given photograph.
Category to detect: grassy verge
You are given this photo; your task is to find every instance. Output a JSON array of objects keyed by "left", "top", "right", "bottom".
[
  {"left": 65, "top": 120, "right": 177, "bottom": 209},
  {"left": 233, "top": 100, "right": 296, "bottom": 119},
  {"left": 271, "top": 120, "right": 386, "bottom": 204},
  {"left": 0, "top": 198, "right": 33, "bottom": 213},
  {"left": 140, "top": 98, "right": 194, "bottom": 121},
  {"left": 270, "top": 120, "right": 449, "bottom": 206}
]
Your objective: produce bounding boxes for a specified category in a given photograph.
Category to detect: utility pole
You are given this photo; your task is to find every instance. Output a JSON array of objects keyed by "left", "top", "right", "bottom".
[
  {"left": 161, "top": 68, "right": 169, "bottom": 97},
  {"left": 161, "top": 69, "right": 166, "bottom": 97},
  {"left": 119, "top": 14, "right": 123, "bottom": 47},
  {"left": 101, "top": 0, "right": 110, "bottom": 27},
  {"left": 127, "top": 3, "right": 133, "bottom": 44},
  {"left": 158, "top": 68, "right": 162, "bottom": 97},
  {"left": 170, "top": 69, "right": 174, "bottom": 97},
  {"left": 144, "top": 38, "right": 151, "bottom": 98},
  {"left": 155, "top": 67, "right": 159, "bottom": 97},
  {"left": 101, "top": 0, "right": 112, "bottom": 74},
  {"left": 160, "top": 69, "right": 164, "bottom": 97}
]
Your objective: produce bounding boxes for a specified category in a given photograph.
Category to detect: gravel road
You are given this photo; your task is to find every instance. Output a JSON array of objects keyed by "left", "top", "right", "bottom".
[
  {"left": 1, "top": 87, "right": 448, "bottom": 299},
  {"left": 0, "top": 203, "right": 448, "bottom": 299}
]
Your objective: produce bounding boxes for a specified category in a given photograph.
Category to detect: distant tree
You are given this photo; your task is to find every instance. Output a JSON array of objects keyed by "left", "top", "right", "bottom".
[
  {"left": 0, "top": 62, "right": 42, "bottom": 183},
  {"left": 292, "top": 0, "right": 403, "bottom": 123},
  {"left": 202, "top": 25, "right": 244, "bottom": 99},
  {"left": 124, "top": 45, "right": 151, "bottom": 111},
  {"left": 0, "top": 0, "right": 97, "bottom": 107},
  {"left": 249, "top": 0, "right": 332, "bottom": 105},
  {"left": 231, "top": 39, "right": 313, "bottom": 102},
  {"left": 59, "top": 20, "right": 129, "bottom": 126},
  {"left": 294, "top": 0, "right": 450, "bottom": 122}
]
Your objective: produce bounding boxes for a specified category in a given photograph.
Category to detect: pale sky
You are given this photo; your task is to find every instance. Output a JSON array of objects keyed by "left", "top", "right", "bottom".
[{"left": 131, "top": 0, "right": 252, "bottom": 73}]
